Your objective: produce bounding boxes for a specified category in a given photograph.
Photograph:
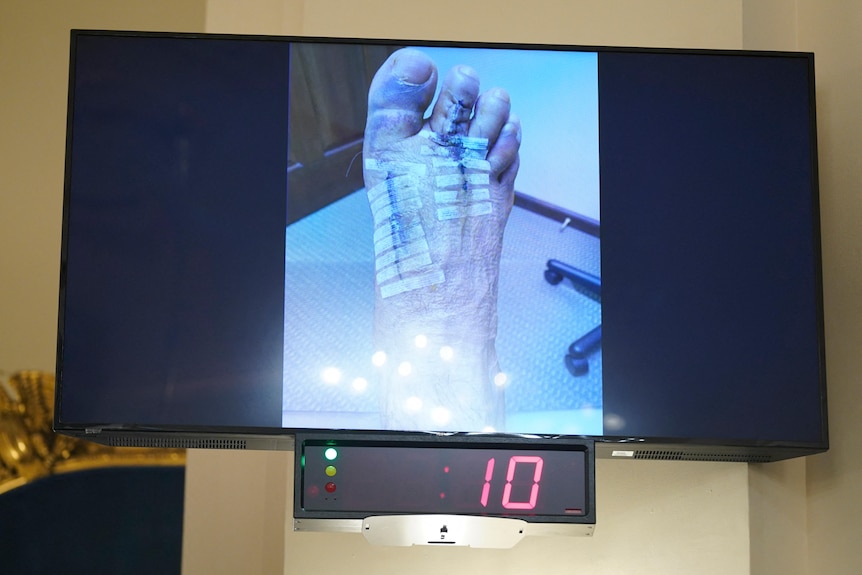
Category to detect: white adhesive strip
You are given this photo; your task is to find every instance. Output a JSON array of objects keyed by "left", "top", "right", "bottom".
[
  {"left": 374, "top": 230, "right": 429, "bottom": 257},
  {"left": 419, "top": 129, "right": 488, "bottom": 148},
  {"left": 435, "top": 174, "right": 463, "bottom": 188},
  {"left": 436, "top": 202, "right": 493, "bottom": 221},
  {"left": 369, "top": 187, "right": 420, "bottom": 216},
  {"left": 380, "top": 269, "right": 445, "bottom": 299},
  {"left": 376, "top": 252, "right": 434, "bottom": 284},
  {"left": 374, "top": 225, "right": 425, "bottom": 256},
  {"left": 433, "top": 189, "right": 490, "bottom": 204},
  {"left": 373, "top": 220, "right": 419, "bottom": 244},
  {"left": 373, "top": 197, "right": 422, "bottom": 226},
  {"left": 459, "top": 136, "right": 489, "bottom": 150},
  {"left": 461, "top": 158, "right": 492, "bottom": 171},
  {"left": 364, "top": 159, "right": 427, "bottom": 176},
  {"left": 461, "top": 147, "right": 487, "bottom": 160},
  {"left": 419, "top": 130, "right": 489, "bottom": 158},
  {"left": 374, "top": 238, "right": 431, "bottom": 271},
  {"left": 435, "top": 173, "right": 490, "bottom": 188},
  {"left": 365, "top": 175, "right": 418, "bottom": 204}
]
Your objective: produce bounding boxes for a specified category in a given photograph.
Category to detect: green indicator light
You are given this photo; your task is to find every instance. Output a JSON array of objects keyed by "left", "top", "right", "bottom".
[
  {"left": 325, "top": 465, "right": 337, "bottom": 477},
  {"left": 324, "top": 447, "right": 338, "bottom": 461}
]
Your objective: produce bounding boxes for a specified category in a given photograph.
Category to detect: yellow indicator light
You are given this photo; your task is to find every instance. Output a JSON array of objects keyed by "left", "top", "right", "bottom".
[{"left": 325, "top": 465, "right": 337, "bottom": 477}]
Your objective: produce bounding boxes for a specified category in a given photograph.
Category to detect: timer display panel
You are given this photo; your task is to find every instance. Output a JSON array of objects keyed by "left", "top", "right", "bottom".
[{"left": 295, "top": 434, "right": 594, "bottom": 523}]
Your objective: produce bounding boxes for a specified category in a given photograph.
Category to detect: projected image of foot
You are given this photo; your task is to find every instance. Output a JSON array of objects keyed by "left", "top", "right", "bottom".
[
  {"left": 363, "top": 48, "right": 522, "bottom": 431},
  {"left": 282, "top": 44, "right": 601, "bottom": 436}
]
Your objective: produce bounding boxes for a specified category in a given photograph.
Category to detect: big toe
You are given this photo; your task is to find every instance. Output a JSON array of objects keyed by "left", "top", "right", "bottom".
[{"left": 366, "top": 49, "right": 438, "bottom": 149}]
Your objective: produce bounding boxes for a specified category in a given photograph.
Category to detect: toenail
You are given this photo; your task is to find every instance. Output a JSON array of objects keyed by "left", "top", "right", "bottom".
[
  {"left": 391, "top": 53, "right": 433, "bottom": 86},
  {"left": 457, "top": 65, "right": 479, "bottom": 80},
  {"left": 489, "top": 87, "right": 510, "bottom": 103},
  {"left": 503, "top": 121, "right": 521, "bottom": 143}
]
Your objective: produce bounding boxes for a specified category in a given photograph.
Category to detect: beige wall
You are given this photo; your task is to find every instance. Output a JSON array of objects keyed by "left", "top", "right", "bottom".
[
  {"left": 794, "top": 1, "right": 862, "bottom": 574},
  {"left": 748, "top": 2, "right": 862, "bottom": 573},
  {"left": 2, "top": 1, "right": 860, "bottom": 574},
  {"left": 298, "top": 0, "right": 742, "bottom": 47}
]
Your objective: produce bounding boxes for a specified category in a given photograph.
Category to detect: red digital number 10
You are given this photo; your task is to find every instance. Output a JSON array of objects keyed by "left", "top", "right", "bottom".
[{"left": 480, "top": 456, "right": 545, "bottom": 509}]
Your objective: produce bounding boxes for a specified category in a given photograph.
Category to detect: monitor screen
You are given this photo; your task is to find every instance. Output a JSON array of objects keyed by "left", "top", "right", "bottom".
[{"left": 55, "top": 31, "right": 827, "bottom": 461}]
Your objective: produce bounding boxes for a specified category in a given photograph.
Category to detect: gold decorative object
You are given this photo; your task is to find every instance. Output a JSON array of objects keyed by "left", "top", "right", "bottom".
[{"left": 0, "top": 371, "right": 185, "bottom": 496}]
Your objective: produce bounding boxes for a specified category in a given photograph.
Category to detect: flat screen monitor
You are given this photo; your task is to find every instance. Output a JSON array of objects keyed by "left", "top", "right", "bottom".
[{"left": 54, "top": 30, "right": 827, "bottom": 462}]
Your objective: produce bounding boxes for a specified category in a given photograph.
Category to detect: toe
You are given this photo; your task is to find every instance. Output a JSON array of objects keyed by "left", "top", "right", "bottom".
[
  {"left": 467, "top": 88, "right": 511, "bottom": 147},
  {"left": 366, "top": 49, "right": 438, "bottom": 148},
  {"left": 428, "top": 65, "right": 481, "bottom": 137},
  {"left": 487, "top": 115, "right": 521, "bottom": 185}
]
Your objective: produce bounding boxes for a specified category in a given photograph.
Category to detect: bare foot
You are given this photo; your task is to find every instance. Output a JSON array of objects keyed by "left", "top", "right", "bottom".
[{"left": 363, "top": 48, "right": 521, "bottom": 432}]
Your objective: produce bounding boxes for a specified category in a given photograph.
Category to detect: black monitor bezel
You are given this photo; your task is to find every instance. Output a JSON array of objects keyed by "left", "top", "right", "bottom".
[{"left": 53, "top": 29, "right": 828, "bottom": 463}]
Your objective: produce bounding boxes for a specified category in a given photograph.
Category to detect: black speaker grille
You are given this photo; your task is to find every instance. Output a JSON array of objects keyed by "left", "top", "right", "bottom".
[
  {"left": 633, "top": 450, "right": 773, "bottom": 463},
  {"left": 106, "top": 437, "right": 248, "bottom": 450}
]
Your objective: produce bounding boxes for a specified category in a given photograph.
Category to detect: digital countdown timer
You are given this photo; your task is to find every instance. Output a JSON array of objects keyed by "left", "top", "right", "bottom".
[{"left": 294, "top": 434, "right": 594, "bottom": 522}]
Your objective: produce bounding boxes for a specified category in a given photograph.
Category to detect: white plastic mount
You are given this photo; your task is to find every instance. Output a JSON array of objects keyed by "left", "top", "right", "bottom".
[{"left": 294, "top": 515, "right": 594, "bottom": 548}]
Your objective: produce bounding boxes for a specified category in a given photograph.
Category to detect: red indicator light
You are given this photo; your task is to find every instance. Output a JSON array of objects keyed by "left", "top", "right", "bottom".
[
  {"left": 308, "top": 485, "right": 320, "bottom": 498},
  {"left": 443, "top": 466, "right": 450, "bottom": 473},
  {"left": 324, "top": 482, "right": 337, "bottom": 493},
  {"left": 440, "top": 492, "right": 446, "bottom": 499}
]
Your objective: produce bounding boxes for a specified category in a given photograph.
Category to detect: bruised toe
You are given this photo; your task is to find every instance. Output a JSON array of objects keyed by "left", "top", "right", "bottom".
[
  {"left": 366, "top": 49, "right": 438, "bottom": 145},
  {"left": 429, "top": 65, "right": 481, "bottom": 137}
]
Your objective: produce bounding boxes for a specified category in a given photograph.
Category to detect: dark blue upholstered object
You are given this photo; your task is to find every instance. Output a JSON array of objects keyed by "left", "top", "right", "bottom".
[{"left": 0, "top": 466, "right": 185, "bottom": 575}]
